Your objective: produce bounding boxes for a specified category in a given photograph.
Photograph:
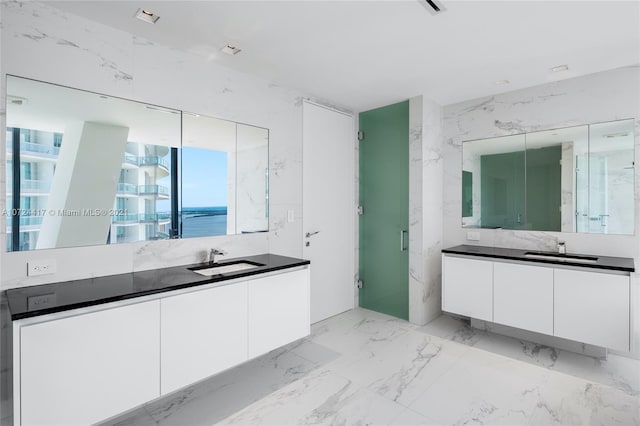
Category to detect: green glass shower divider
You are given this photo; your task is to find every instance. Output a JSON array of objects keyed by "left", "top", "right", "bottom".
[{"left": 358, "top": 101, "right": 409, "bottom": 320}]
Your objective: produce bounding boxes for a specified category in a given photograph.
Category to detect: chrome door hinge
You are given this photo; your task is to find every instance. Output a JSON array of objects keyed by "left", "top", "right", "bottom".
[
  {"left": 357, "top": 131, "right": 364, "bottom": 141},
  {"left": 357, "top": 205, "right": 364, "bottom": 215}
]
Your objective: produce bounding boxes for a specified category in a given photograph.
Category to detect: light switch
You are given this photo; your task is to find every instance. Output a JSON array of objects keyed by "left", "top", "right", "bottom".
[{"left": 287, "top": 210, "right": 295, "bottom": 223}]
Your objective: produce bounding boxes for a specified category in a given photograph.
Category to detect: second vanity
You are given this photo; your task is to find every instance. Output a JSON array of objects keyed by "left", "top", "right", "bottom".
[
  {"left": 442, "top": 245, "right": 634, "bottom": 353},
  {"left": 5, "top": 254, "right": 310, "bottom": 426}
]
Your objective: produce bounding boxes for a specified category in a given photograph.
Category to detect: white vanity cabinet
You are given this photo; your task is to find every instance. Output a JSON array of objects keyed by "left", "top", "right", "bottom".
[
  {"left": 13, "top": 264, "right": 311, "bottom": 426},
  {"left": 441, "top": 252, "right": 631, "bottom": 352},
  {"left": 554, "top": 268, "right": 630, "bottom": 352},
  {"left": 19, "top": 300, "right": 160, "bottom": 426},
  {"left": 493, "top": 262, "right": 554, "bottom": 335},
  {"left": 248, "top": 268, "right": 310, "bottom": 357},
  {"left": 160, "top": 282, "right": 249, "bottom": 395},
  {"left": 442, "top": 255, "right": 493, "bottom": 321}
]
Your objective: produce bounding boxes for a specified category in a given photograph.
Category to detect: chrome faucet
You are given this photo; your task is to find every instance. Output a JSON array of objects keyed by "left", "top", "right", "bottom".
[
  {"left": 557, "top": 241, "right": 566, "bottom": 255},
  {"left": 209, "top": 248, "right": 225, "bottom": 264}
]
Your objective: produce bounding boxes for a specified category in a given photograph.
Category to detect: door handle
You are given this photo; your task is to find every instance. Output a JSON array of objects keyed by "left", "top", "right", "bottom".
[
  {"left": 305, "top": 231, "right": 320, "bottom": 238},
  {"left": 400, "top": 230, "right": 408, "bottom": 252}
]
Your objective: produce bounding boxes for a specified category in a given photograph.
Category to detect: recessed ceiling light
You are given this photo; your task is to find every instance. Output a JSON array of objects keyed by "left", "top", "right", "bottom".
[
  {"left": 550, "top": 64, "right": 569, "bottom": 73},
  {"left": 604, "top": 132, "right": 629, "bottom": 138},
  {"left": 495, "top": 80, "right": 510, "bottom": 86},
  {"left": 145, "top": 105, "right": 179, "bottom": 115},
  {"left": 135, "top": 8, "right": 160, "bottom": 24},
  {"left": 221, "top": 45, "right": 242, "bottom": 55},
  {"left": 7, "top": 95, "right": 27, "bottom": 105}
]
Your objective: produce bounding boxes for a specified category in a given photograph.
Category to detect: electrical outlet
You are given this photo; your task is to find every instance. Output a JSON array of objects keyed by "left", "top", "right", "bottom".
[
  {"left": 27, "top": 259, "right": 57, "bottom": 276},
  {"left": 27, "top": 293, "right": 56, "bottom": 311},
  {"left": 466, "top": 231, "right": 480, "bottom": 241}
]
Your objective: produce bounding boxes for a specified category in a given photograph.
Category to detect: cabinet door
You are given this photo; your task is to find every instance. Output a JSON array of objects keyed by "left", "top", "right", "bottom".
[
  {"left": 161, "top": 283, "right": 248, "bottom": 395},
  {"left": 554, "top": 269, "right": 629, "bottom": 351},
  {"left": 248, "top": 268, "right": 310, "bottom": 358},
  {"left": 20, "top": 301, "right": 160, "bottom": 426},
  {"left": 442, "top": 255, "right": 493, "bottom": 321},
  {"left": 494, "top": 262, "right": 553, "bottom": 335}
]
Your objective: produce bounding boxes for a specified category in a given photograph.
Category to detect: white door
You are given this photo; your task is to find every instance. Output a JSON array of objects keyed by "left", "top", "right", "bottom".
[{"left": 303, "top": 100, "right": 355, "bottom": 323}]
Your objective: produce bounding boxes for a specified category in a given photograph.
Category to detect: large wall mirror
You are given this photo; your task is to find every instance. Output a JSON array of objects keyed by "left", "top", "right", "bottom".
[
  {"left": 5, "top": 75, "right": 269, "bottom": 251},
  {"left": 461, "top": 119, "right": 635, "bottom": 235},
  {"left": 181, "top": 114, "right": 268, "bottom": 238}
]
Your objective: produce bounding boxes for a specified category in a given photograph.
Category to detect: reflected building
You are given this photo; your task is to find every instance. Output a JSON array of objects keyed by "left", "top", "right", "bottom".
[{"left": 6, "top": 128, "right": 172, "bottom": 251}]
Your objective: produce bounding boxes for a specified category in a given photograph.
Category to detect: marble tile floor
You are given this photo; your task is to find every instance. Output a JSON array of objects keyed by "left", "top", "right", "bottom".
[{"left": 102, "top": 308, "right": 639, "bottom": 426}]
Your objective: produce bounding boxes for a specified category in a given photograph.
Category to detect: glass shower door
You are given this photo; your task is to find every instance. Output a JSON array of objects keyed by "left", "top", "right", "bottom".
[{"left": 358, "top": 101, "right": 409, "bottom": 320}]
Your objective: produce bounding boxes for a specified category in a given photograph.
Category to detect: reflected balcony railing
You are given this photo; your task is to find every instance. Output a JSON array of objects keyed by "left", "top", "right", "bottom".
[
  {"left": 115, "top": 235, "right": 141, "bottom": 244},
  {"left": 6, "top": 179, "right": 51, "bottom": 195},
  {"left": 139, "top": 212, "right": 171, "bottom": 223},
  {"left": 138, "top": 156, "right": 169, "bottom": 170},
  {"left": 149, "top": 232, "right": 170, "bottom": 240},
  {"left": 121, "top": 155, "right": 169, "bottom": 172},
  {"left": 138, "top": 185, "right": 169, "bottom": 197},
  {"left": 7, "top": 141, "right": 60, "bottom": 157},
  {"left": 123, "top": 154, "right": 138, "bottom": 166},
  {"left": 7, "top": 216, "right": 44, "bottom": 231},
  {"left": 112, "top": 214, "right": 139, "bottom": 224},
  {"left": 116, "top": 183, "right": 138, "bottom": 195},
  {"left": 21, "top": 179, "right": 51, "bottom": 192},
  {"left": 20, "top": 216, "right": 44, "bottom": 226}
]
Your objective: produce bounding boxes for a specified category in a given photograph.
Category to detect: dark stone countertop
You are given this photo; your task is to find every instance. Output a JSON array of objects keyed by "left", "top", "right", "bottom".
[
  {"left": 5, "top": 254, "right": 310, "bottom": 320},
  {"left": 442, "top": 245, "right": 634, "bottom": 272}
]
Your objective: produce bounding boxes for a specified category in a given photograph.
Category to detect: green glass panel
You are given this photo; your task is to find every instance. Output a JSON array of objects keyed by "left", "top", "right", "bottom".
[
  {"left": 480, "top": 151, "right": 525, "bottom": 229},
  {"left": 525, "top": 145, "right": 561, "bottom": 231},
  {"left": 358, "top": 101, "right": 409, "bottom": 320},
  {"left": 462, "top": 170, "right": 473, "bottom": 217}
]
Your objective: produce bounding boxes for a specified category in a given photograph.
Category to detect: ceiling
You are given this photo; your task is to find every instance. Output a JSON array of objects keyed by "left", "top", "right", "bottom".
[
  {"left": 6, "top": 75, "right": 181, "bottom": 146},
  {"left": 47, "top": 1, "right": 640, "bottom": 112}
]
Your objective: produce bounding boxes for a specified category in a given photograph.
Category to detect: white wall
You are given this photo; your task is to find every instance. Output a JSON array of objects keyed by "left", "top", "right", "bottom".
[
  {"left": 0, "top": 1, "right": 318, "bottom": 288},
  {"left": 442, "top": 66, "right": 640, "bottom": 357}
]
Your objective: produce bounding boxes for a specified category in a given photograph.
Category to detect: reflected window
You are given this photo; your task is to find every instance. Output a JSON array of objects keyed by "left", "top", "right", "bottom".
[
  {"left": 181, "top": 147, "right": 229, "bottom": 238},
  {"left": 5, "top": 76, "right": 269, "bottom": 251},
  {"left": 6, "top": 126, "right": 176, "bottom": 250}
]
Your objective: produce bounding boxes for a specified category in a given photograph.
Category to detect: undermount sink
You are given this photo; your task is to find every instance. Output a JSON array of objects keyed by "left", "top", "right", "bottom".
[
  {"left": 523, "top": 251, "right": 598, "bottom": 264},
  {"left": 190, "top": 261, "right": 264, "bottom": 276}
]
